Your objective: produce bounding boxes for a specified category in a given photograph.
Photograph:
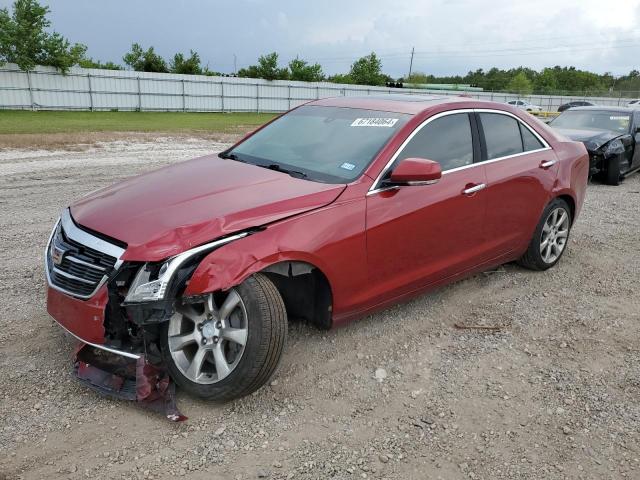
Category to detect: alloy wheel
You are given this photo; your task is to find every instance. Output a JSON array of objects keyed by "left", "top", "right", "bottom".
[
  {"left": 540, "top": 207, "right": 570, "bottom": 264},
  {"left": 167, "top": 290, "right": 248, "bottom": 384}
]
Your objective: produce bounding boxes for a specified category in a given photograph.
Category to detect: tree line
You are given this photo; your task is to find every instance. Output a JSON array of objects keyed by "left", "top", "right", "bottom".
[
  {"left": 2, "top": 0, "right": 640, "bottom": 96},
  {"left": 404, "top": 67, "right": 640, "bottom": 96}
]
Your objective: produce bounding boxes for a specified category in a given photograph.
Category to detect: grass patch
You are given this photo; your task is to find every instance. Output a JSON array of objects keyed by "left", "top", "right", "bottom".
[{"left": 0, "top": 110, "right": 277, "bottom": 135}]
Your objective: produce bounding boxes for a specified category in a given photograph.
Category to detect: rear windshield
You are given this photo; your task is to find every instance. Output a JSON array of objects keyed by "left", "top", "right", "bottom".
[
  {"left": 227, "top": 105, "right": 410, "bottom": 183},
  {"left": 551, "top": 110, "right": 630, "bottom": 134}
]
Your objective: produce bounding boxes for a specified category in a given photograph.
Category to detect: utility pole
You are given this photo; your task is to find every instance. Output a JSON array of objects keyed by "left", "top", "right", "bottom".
[
  {"left": 408, "top": 47, "right": 415, "bottom": 81},
  {"left": 233, "top": 54, "right": 237, "bottom": 75}
]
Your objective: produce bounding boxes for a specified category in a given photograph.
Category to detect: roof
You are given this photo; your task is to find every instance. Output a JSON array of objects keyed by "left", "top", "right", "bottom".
[{"left": 310, "top": 94, "right": 470, "bottom": 114}]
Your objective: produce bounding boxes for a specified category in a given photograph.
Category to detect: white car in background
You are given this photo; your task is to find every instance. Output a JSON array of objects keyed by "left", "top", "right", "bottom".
[
  {"left": 507, "top": 100, "right": 543, "bottom": 112},
  {"left": 627, "top": 99, "right": 640, "bottom": 108}
]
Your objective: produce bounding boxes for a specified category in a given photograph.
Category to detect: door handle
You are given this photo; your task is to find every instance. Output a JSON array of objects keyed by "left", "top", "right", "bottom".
[
  {"left": 540, "top": 160, "right": 557, "bottom": 169},
  {"left": 462, "top": 183, "right": 486, "bottom": 195}
]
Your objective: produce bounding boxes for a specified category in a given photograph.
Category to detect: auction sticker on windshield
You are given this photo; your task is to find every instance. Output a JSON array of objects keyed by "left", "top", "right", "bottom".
[{"left": 351, "top": 118, "right": 399, "bottom": 127}]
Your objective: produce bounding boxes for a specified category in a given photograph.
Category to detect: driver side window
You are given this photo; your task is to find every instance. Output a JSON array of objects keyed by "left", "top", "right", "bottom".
[{"left": 396, "top": 113, "right": 474, "bottom": 172}]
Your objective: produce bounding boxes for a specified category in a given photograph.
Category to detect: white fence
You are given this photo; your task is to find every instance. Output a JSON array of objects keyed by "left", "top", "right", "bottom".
[{"left": 0, "top": 63, "right": 635, "bottom": 113}]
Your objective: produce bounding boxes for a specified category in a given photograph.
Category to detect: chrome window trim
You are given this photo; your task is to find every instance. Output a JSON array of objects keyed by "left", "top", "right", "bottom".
[
  {"left": 440, "top": 146, "right": 551, "bottom": 175},
  {"left": 474, "top": 108, "right": 550, "bottom": 150},
  {"left": 367, "top": 108, "right": 552, "bottom": 196},
  {"left": 45, "top": 209, "right": 125, "bottom": 300},
  {"left": 368, "top": 109, "right": 474, "bottom": 195}
]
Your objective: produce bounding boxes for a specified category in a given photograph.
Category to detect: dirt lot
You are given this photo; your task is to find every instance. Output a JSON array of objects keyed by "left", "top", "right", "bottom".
[{"left": 1, "top": 137, "right": 639, "bottom": 480}]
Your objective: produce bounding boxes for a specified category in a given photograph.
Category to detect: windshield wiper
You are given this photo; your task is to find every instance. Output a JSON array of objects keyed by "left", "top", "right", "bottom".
[
  {"left": 220, "top": 155, "right": 308, "bottom": 179},
  {"left": 218, "top": 152, "right": 244, "bottom": 162},
  {"left": 264, "top": 163, "right": 308, "bottom": 179}
]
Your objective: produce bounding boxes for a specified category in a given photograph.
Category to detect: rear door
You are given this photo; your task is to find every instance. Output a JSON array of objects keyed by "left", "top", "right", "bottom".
[
  {"left": 478, "top": 111, "right": 558, "bottom": 257},
  {"left": 365, "top": 112, "right": 491, "bottom": 302}
]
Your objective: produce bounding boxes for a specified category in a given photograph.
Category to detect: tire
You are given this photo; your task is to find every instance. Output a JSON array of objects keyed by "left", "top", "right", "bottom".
[
  {"left": 161, "top": 273, "right": 287, "bottom": 401},
  {"left": 605, "top": 154, "right": 621, "bottom": 186},
  {"left": 518, "top": 198, "right": 572, "bottom": 271}
]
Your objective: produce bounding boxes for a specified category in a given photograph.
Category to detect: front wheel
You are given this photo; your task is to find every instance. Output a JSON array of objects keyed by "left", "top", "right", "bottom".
[
  {"left": 161, "top": 273, "right": 287, "bottom": 401},
  {"left": 605, "top": 154, "right": 621, "bottom": 186},
  {"left": 518, "top": 198, "right": 572, "bottom": 271}
]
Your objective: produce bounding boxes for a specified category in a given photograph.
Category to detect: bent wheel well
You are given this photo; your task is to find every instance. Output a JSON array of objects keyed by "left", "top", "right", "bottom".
[{"left": 261, "top": 262, "right": 333, "bottom": 330}]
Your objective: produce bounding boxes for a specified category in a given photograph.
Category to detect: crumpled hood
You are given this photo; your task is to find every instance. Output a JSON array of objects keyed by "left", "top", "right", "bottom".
[
  {"left": 553, "top": 128, "right": 622, "bottom": 152},
  {"left": 71, "top": 155, "right": 346, "bottom": 261}
]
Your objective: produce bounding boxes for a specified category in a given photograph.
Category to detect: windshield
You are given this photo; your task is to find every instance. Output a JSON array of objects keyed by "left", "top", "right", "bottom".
[
  {"left": 551, "top": 110, "right": 631, "bottom": 134},
  {"left": 226, "top": 105, "right": 410, "bottom": 183}
]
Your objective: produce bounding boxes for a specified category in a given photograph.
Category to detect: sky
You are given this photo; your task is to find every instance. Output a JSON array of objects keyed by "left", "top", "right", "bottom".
[{"left": 2, "top": 0, "right": 640, "bottom": 77}]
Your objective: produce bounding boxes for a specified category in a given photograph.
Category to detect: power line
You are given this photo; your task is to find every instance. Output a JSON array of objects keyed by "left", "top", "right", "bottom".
[
  {"left": 302, "top": 29, "right": 640, "bottom": 61},
  {"left": 413, "top": 39, "right": 640, "bottom": 56},
  {"left": 413, "top": 42, "right": 640, "bottom": 59},
  {"left": 414, "top": 28, "right": 640, "bottom": 49}
]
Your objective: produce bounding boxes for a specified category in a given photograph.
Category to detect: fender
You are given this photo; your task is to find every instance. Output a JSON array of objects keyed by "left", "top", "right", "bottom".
[
  {"left": 184, "top": 236, "right": 335, "bottom": 295},
  {"left": 552, "top": 141, "right": 589, "bottom": 220},
  {"left": 183, "top": 182, "right": 371, "bottom": 319}
]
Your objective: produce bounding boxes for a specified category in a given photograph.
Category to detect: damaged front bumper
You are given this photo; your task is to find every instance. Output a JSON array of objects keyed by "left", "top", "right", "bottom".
[
  {"left": 587, "top": 138, "right": 626, "bottom": 175},
  {"left": 47, "top": 284, "right": 140, "bottom": 358},
  {"left": 75, "top": 344, "right": 186, "bottom": 422},
  {"left": 45, "top": 209, "right": 252, "bottom": 419},
  {"left": 45, "top": 210, "right": 186, "bottom": 420},
  {"left": 47, "top": 283, "right": 186, "bottom": 421}
]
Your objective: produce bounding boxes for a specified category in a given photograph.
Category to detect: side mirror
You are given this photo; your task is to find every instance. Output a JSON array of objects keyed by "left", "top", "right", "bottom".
[{"left": 388, "top": 157, "right": 442, "bottom": 185}]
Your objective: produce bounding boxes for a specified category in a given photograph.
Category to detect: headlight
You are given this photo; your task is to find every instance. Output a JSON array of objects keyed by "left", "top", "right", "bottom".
[
  {"left": 604, "top": 139, "right": 624, "bottom": 156},
  {"left": 123, "top": 231, "right": 250, "bottom": 303},
  {"left": 124, "top": 260, "right": 174, "bottom": 303}
]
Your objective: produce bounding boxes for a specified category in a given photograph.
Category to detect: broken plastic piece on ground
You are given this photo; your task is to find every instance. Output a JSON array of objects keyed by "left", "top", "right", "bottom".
[
  {"left": 482, "top": 266, "right": 507, "bottom": 276},
  {"left": 453, "top": 323, "right": 504, "bottom": 331},
  {"left": 74, "top": 343, "right": 187, "bottom": 422}
]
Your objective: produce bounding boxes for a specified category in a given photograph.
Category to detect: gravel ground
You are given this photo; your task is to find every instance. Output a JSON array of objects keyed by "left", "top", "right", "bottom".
[{"left": 1, "top": 137, "right": 639, "bottom": 480}]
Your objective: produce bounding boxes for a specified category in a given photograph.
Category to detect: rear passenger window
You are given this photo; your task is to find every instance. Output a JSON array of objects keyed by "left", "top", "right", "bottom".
[
  {"left": 396, "top": 113, "right": 473, "bottom": 171},
  {"left": 480, "top": 113, "right": 523, "bottom": 159},
  {"left": 520, "top": 123, "right": 545, "bottom": 151}
]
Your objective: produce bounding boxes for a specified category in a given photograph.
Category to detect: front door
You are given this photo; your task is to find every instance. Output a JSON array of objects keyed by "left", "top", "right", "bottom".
[{"left": 365, "top": 112, "right": 491, "bottom": 303}]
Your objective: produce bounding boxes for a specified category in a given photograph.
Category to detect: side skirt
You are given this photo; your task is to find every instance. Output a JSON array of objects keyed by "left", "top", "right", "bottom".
[{"left": 332, "top": 251, "right": 519, "bottom": 327}]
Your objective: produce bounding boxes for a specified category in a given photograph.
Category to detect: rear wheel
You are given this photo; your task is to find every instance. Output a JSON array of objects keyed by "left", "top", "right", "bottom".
[
  {"left": 605, "top": 154, "right": 621, "bottom": 186},
  {"left": 161, "top": 273, "right": 287, "bottom": 401},
  {"left": 518, "top": 198, "right": 572, "bottom": 271}
]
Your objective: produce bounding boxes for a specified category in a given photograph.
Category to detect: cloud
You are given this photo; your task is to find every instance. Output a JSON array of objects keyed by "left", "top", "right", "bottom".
[{"left": 2, "top": 0, "right": 639, "bottom": 76}]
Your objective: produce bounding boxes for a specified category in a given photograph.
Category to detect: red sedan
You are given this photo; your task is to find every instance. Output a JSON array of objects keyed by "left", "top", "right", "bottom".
[{"left": 46, "top": 95, "right": 589, "bottom": 403}]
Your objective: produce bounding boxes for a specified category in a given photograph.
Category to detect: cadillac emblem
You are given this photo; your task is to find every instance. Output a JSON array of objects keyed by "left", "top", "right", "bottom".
[{"left": 51, "top": 246, "right": 66, "bottom": 265}]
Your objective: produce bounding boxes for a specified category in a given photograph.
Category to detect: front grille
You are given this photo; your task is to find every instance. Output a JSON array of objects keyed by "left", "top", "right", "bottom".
[{"left": 46, "top": 211, "right": 125, "bottom": 298}]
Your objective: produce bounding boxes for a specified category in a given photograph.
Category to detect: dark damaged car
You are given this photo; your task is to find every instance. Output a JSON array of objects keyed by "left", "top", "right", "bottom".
[{"left": 550, "top": 106, "right": 640, "bottom": 185}]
